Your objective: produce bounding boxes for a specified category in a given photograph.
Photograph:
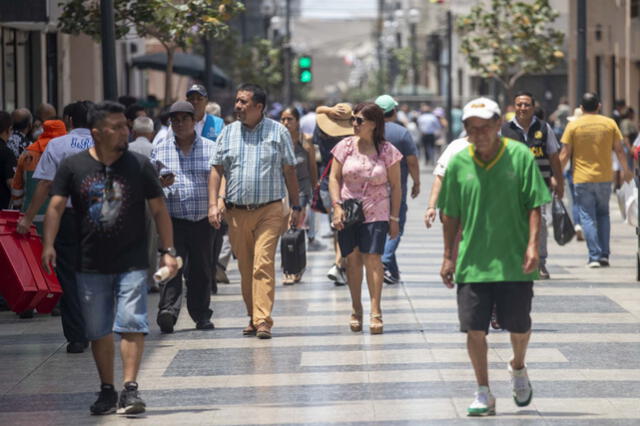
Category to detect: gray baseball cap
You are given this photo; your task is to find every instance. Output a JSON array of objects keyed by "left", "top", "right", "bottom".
[{"left": 169, "top": 101, "right": 195, "bottom": 116}]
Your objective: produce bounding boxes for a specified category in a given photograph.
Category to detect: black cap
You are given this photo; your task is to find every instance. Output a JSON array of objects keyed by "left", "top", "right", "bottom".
[
  {"left": 186, "top": 84, "right": 207, "bottom": 98},
  {"left": 169, "top": 101, "right": 195, "bottom": 116}
]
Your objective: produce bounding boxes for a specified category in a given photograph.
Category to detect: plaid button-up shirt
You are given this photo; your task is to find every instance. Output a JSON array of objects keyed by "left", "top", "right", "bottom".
[
  {"left": 151, "top": 133, "right": 215, "bottom": 221},
  {"left": 211, "top": 117, "right": 296, "bottom": 205}
]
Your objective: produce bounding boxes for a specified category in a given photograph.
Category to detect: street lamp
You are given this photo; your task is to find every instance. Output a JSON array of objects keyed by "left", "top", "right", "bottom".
[
  {"left": 408, "top": 8, "right": 421, "bottom": 96},
  {"left": 394, "top": 9, "right": 405, "bottom": 48}
]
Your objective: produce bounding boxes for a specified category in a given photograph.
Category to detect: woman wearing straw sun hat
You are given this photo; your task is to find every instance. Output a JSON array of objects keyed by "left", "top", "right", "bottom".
[{"left": 312, "top": 103, "right": 355, "bottom": 286}]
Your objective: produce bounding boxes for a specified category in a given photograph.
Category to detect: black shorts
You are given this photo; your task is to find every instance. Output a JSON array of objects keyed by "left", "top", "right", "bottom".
[
  {"left": 457, "top": 281, "right": 534, "bottom": 334},
  {"left": 338, "top": 221, "right": 388, "bottom": 257}
]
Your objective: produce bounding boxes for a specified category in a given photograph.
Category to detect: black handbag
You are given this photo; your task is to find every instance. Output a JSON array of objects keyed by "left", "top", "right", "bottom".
[
  {"left": 341, "top": 198, "right": 365, "bottom": 228},
  {"left": 311, "top": 158, "right": 332, "bottom": 214},
  {"left": 552, "top": 196, "right": 575, "bottom": 246}
]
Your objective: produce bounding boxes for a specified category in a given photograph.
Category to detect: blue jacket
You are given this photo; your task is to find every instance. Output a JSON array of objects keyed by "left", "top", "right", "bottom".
[{"left": 202, "top": 114, "right": 225, "bottom": 140}]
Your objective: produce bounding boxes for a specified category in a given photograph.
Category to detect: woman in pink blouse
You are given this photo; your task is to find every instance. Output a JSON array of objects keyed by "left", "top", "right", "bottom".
[{"left": 329, "top": 102, "right": 402, "bottom": 334}]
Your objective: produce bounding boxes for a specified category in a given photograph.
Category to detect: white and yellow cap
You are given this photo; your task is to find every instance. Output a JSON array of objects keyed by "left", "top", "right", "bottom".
[{"left": 462, "top": 97, "right": 501, "bottom": 121}]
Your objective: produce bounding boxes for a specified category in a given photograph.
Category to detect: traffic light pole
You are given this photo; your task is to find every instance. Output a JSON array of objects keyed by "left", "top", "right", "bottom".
[
  {"left": 100, "top": 0, "right": 118, "bottom": 101},
  {"left": 446, "top": 9, "right": 453, "bottom": 143},
  {"left": 576, "top": 0, "right": 587, "bottom": 105},
  {"left": 283, "top": 0, "right": 292, "bottom": 105},
  {"left": 203, "top": 37, "right": 213, "bottom": 97}
]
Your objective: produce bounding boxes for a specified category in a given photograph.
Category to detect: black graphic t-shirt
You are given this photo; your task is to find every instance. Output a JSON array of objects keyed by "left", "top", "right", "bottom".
[{"left": 52, "top": 150, "right": 164, "bottom": 273}]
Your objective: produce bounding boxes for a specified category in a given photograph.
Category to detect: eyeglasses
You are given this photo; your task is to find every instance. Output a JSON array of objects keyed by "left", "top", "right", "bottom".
[{"left": 350, "top": 116, "right": 365, "bottom": 125}]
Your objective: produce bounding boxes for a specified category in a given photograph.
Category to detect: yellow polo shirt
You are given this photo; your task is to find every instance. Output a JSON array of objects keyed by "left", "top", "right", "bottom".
[{"left": 561, "top": 114, "right": 622, "bottom": 183}]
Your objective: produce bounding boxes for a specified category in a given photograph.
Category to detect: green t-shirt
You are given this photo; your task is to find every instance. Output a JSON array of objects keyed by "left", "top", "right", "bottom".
[{"left": 437, "top": 137, "right": 551, "bottom": 283}]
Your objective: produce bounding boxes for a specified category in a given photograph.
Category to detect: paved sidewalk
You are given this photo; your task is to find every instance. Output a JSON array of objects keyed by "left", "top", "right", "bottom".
[{"left": 0, "top": 168, "right": 639, "bottom": 425}]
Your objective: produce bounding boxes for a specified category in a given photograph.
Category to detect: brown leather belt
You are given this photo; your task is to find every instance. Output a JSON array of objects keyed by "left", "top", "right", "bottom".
[{"left": 226, "top": 200, "right": 279, "bottom": 211}]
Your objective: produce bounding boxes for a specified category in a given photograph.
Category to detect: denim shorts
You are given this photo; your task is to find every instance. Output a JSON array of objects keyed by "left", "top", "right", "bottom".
[
  {"left": 338, "top": 221, "right": 389, "bottom": 257},
  {"left": 76, "top": 269, "right": 149, "bottom": 341}
]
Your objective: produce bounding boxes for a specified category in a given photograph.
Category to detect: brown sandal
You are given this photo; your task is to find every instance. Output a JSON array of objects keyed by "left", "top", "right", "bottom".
[
  {"left": 282, "top": 274, "right": 295, "bottom": 285},
  {"left": 350, "top": 312, "right": 363, "bottom": 332},
  {"left": 242, "top": 321, "right": 257, "bottom": 336},
  {"left": 370, "top": 313, "right": 383, "bottom": 335}
]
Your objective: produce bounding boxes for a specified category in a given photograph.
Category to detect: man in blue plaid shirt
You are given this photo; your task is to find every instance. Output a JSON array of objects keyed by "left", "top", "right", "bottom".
[
  {"left": 151, "top": 101, "right": 217, "bottom": 333},
  {"left": 208, "top": 83, "right": 300, "bottom": 339}
]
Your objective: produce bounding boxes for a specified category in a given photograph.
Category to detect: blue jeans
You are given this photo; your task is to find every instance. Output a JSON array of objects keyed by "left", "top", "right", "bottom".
[
  {"left": 76, "top": 269, "right": 149, "bottom": 341},
  {"left": 381, "top": 199, "right": 408, "bottom": 278},
  {"left": 574, "top": 182, "right": 611, "bottom": 262}
]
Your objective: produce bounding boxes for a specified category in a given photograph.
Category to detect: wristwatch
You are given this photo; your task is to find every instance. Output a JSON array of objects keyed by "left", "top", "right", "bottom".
[
  {"left": 291, "top": 205, "right": 302, "bottom": 212},
  {"left": 158, "top": 247, "right": 177, "bottom": 257}
]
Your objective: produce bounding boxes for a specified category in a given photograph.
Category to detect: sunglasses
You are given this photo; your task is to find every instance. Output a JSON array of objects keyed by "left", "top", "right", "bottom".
[
  {"left": 104, "top": 166, "right": 114, "bottom": 194},
  {"left": 350, "top": 116, "right": 365, "bottom": 125}
]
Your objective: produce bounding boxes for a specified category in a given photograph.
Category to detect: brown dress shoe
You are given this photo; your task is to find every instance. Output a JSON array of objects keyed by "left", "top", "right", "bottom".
[
  {"left": 256, "top": 322, "right": 272, "bottom": 339},
  {"left": 243, "top": 321, "right": 257, "bottom": 336}
]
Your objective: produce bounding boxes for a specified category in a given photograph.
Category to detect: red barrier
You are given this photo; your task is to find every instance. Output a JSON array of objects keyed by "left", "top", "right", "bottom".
[{"left": 0, "top": 210, "right": 62, "bottom": 313}]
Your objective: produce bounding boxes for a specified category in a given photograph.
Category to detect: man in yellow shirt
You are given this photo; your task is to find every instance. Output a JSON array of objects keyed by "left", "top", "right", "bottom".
[{"left": 560, "top": 92, "right": 632, "bottom": 268}]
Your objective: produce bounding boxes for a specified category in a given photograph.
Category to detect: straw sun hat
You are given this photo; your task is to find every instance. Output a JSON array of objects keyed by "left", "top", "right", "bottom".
[{"left": 316, "top": 103, "right": 355, "bottom": 137}]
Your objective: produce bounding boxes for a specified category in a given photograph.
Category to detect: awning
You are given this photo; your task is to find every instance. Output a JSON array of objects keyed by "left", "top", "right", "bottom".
[{"left": 131, "top": 52, "right": 231, "bottom": 88}]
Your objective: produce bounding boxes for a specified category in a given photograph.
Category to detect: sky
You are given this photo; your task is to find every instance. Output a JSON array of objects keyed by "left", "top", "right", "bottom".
[{"left": 301, "top": 0, "right": 377, "bottom": 19}]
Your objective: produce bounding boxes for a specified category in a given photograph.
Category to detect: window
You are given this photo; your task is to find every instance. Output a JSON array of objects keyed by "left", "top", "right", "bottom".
[{"left": 632, "top": 0, "right": 639, "bottom": 19}]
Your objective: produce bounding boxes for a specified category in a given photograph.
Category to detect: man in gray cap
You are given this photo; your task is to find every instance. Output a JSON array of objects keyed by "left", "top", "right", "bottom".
[
  {"left": 151, "top": 101, "right": 218, "bottom": 333},
  {"left": 374, "top": 94, "right": 420, "bottom": 285},
  {"left": 186, "top": 84, "right": 228, "bottom": 289}
]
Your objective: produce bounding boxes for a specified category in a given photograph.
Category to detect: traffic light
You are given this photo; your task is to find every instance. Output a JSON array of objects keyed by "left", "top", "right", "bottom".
[{"left": 298, "top": 55, "right": 312, "bottom": 83}]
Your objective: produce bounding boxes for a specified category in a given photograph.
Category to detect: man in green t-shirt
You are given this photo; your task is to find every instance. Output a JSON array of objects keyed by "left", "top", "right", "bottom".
[{"left": 438, "top": 97, "right": 551, "bottom": 417}]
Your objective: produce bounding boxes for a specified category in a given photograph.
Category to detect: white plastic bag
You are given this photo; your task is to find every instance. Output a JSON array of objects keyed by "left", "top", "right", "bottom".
[{"left": 615, "top": 181, "right": 638, "bottom": 227}]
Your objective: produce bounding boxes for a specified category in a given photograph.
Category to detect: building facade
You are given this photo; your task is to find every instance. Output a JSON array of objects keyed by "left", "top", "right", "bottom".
[
  {"left": 568, "top": 0, "right": 640, "bottom": 114},
  {"left": 0, "top": 0, "right": 145, "bottom": 113}
]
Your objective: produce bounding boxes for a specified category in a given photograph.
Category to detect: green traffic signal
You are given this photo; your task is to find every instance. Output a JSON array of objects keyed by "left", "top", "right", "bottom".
[
  {"left": 300, "top": 70, "right": 312, "bottom": 83},
  {"left": 299, "top": 56, "right": 312, "bottom": 68},
  {"left": 298, "top": 55, "right": 312, "bottom": 83}
]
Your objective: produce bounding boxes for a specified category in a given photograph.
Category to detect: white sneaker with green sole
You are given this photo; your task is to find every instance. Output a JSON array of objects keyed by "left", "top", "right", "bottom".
[
  {"left": 509, "top": 362, "right": 533, "bottom": 407},
  {"left": 467, "top": 386, "right": 496, "bottom": 416}
]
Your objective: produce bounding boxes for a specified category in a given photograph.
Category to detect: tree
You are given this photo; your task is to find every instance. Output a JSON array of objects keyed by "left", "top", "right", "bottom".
[
  {"left": 207, "top": 32, "right": 312, "bottom": 104},
  {"left": 456, "top": 0, "right": 564, "bottom": 104},
  {"left": 58, "top": 0, "right": 244, "bottom": 104}
]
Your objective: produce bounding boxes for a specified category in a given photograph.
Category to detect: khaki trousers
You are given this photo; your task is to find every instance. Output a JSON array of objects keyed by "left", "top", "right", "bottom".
[{"left": 226, "top": 201, "right": 283, "bottom": 327}]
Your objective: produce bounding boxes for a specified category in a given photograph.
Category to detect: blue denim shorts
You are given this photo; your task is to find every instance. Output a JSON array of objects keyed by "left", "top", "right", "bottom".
[
  {"left": 76, "top": 269, "right": 149, "bottom": 341},
  {"left": 338, "top": 221, "right": 389, "bottom": 257}
]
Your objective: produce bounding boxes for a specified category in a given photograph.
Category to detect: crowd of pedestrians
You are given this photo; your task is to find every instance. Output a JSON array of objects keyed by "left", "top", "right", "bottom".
[{"left": 0, "top": 81, "right": 637, "bottom": 418}]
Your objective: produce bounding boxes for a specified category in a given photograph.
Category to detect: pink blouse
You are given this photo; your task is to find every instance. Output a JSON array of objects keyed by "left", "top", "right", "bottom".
[{"left": 331, "top": 136, "right": 402, "bottom": 223}]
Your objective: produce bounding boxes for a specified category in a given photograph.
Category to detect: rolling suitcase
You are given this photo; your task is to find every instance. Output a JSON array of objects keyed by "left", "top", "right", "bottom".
[
  {"left": 281, "top": 227, "right": 306, "bottom": 275},
  {"left": 0, "top": 210, "right": 63, "bottom": 313}
]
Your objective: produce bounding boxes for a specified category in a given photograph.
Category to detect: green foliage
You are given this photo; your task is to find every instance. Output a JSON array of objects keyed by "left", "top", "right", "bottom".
[
  {"left": 210, "top": 36, "right": 284, "bottom": 98},
  {"left": 58, "top": 0, "right": 243, "bottom": 103},
  {"left": 391, "top": 46, "right": 420, "bottom": 87},
  {"left": 58, "top": 0, "right": 244, "bottom": 49},
  {"left": 456, "top": 0, "right": 564, "bottom": 95},
  {"left": 208, "top": 33, "right": 311, "bottom": 102}
]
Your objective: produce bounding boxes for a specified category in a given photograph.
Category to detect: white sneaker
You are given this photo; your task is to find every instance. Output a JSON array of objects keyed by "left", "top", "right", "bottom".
[
  {"left": 587, "top": 261, "right": 601, "bottom": 268},
  {"left": 575, "top": 224, "right": 584, "bottom": 241},
  {"left": 467, "top": 386, "right": 496, "bottom": 416},
  {"left": 334, "top": 265, "right": 346, "bottom": 286},
  {"left": 508, "top": 363, "right": 533, "bottom": 407},
  {"left": 327, "top": 264, "right": 346, "bottom": 285}
]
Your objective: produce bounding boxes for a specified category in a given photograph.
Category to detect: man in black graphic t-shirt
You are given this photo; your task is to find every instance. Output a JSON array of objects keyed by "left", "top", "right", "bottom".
[{"left": 43, "top": 101, "right": 178, "bottom": 416}]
